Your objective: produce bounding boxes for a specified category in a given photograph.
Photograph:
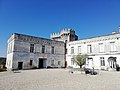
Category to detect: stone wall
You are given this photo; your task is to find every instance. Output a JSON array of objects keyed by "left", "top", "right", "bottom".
[{"left": 6, "top": 33, "right": 65, "bottom": 70}]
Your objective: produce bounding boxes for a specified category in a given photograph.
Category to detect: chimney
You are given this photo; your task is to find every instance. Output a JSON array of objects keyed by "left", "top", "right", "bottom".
[{"left": 119, "top": 26, "right": 120, "bottom": 32}]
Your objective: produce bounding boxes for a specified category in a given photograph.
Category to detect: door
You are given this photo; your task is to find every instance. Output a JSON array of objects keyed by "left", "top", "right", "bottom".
[
  {"left": 86, "top": 58, "right": 93, "bottom": 69},
  {"left": 38, "top": 59, "right": 44, "bottom": 68},
  {"left": 108, "top": 57, "right": 116, "bottom": 69},
  {"left": 18, "top": 62, "right": 23, "bottom": 70}
]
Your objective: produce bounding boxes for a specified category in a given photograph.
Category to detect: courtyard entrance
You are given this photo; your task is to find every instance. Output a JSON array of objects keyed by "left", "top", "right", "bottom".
[
  {"left": 108, "top": 57, "right": 116, "bottom": 69},
  {"left": 18, "top": 62, "right": 23, "bottom": 70},
  {"left": 38, "top": 58, "right": 47, "bottom": 68}
]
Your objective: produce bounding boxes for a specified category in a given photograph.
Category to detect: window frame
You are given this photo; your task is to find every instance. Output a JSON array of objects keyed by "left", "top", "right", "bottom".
[
  {"left": 30, "top": 44, "right": 34, "bottom": 53},
  {"left": 71, "top": 58, "right": 75, "bottom": 65},
  {"left": 99, "top": 43, "right": 104, "bottom": 53},
  {"left": 87, "top": 45, "right": 92, "bottom": 53},
  {"left": 30, "top": 60, "right": 33, "bottom": 66},
  {"left": 100, "top": 57, "right": 105, "bottom": 66},
  {"left": 78, "top": 46, "right": 81, "bottom": 54},
  {"left": 51, "top": 46, "right": 54, "bottom": 54},
  {"left": 58, "top": 61, "right": 61, "bottom": 65},
  {"left": 42, "top": 45, "right": 45, "bottom": 53},
  {"left": 71, "top": 47, "right": 74, "bottom": 54},
  {"left": 110, "top": 42, "right": 116, "bottom": 52},
  {"left": 51, "top": 60, "right": 54, "bottom": 65}
]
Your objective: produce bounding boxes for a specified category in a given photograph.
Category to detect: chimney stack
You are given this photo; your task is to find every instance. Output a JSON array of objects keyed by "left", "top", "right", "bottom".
[{"left": 119, "top": 26, "right": 120, "bottom": 32}]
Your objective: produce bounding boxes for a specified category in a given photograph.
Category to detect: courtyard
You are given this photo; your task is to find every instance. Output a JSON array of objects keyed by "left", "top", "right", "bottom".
[{"left": 0, "top": 69, "right": 120, "bottom": 90}]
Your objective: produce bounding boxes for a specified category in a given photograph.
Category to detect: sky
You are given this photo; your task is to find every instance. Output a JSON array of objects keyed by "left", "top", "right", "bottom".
[{"left": 0, "top": 0, "right": 120, "bottom": 57}]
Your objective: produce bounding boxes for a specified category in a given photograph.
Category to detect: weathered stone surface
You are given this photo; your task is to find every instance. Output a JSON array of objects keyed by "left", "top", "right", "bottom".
[
  {"left": 6, "top": 28, "right": 120, "bottom": 71},
  {"left": 6, "top": 33, "right": 65, "bottom": 70},
  {"left": 51, "top": 28, "right": 78, "bottom": 42}
]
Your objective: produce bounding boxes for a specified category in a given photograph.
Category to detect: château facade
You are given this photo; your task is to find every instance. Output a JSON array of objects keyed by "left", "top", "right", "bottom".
[
  {"left": 6, "top": 27, "right": 120, "bottom": 71},
  {"left": 6, "top": 33, "right": 65, "bottom": 70},
  {"left": 66, "top": 32, "right": 120, "bottom": 70}
]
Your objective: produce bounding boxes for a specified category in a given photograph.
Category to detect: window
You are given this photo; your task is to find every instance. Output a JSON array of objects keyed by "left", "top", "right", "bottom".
[
  {"left": 7, "top": 44, "right": 10, "bottom": 54},
  {"left": 110, "top": 42, "right": 116, "bottom": 52},
  {"left": 30, "top": 60, "right": 33, "bottom": 66},
  {"left": 58, "top": 61, "right": 61, "bottom": 65},
  {"left": 100, "top": 57, "right": 105, "bottom": 66},
  {"left": 78, "top": 46, "right": 81, "bottom": 54},
  {"left": 9, "top": 44, "right": 11, "bottom": 53},
  {"left": 99, "top": 43, "right": 104, "bottom": 52},
  {"left": 42, "top": 45, "right": 45, "bottom": 53},
  {"left": 86, "top": 59, "right": 89, "bottom": 66},
  {"left": 51, "top": 60, "right": 54, "bottom": 65},
  {"left": 71, "top": 58, "right": 75, "bottom": 65},
  {"left": 8, "top": 42, "right": 13, "bottom": 53},
  {"left": 10, "top": 43, "right": 12, "bottom": 53},
  {"left": 86, "top": 58, "right": 94, "bottom": 68},
  {"left": 87, "top": 45, "right": 92, "bottom": 53},
  {"left": 30, "top": 44, "right": 34, "bottom": 53},
  {"left": 65, "top": 42, "right": 67, "bottom": 54},
  {"left": 71, "top": 47, "right": 74, "bottom": 54},
  {"left": 51, "top": 46, "right": 54, "bottom": 54}
]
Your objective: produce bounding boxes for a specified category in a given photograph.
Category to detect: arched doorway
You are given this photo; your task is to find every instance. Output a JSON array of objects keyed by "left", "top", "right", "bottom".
[{"left": 108, "top": 57, "right": 116, "bottom": 69}]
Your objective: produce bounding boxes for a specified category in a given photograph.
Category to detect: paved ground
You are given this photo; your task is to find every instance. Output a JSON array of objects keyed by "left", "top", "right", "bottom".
[{"left": 0, "top": 69, "right": 120, "bottom": 90}]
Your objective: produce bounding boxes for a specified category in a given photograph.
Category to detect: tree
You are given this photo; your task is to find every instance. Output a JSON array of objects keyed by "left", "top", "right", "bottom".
[
  {"left": 74, "top": 54, "right": 88, "bottom": 68},
  {"left": 0, "top": 57, "right": 6, "bottom": 71},
  {"left": 0, "top": 57, "right": 6, "bottom": 66}
]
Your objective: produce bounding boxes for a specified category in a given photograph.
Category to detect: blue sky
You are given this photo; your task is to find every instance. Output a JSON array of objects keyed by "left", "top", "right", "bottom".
[{"left": 0, "top": 0, "right": 120, "bottom": 57}]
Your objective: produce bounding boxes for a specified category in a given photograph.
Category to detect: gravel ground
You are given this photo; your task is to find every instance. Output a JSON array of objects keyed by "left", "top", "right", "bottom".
[{"left": 0, "top": 69, "right": 120, "bottom": 90}]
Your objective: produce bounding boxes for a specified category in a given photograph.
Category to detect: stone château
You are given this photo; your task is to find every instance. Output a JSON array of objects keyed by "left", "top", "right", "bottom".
[
  {"left": 6, "top": 27, "right": 120, "bottom": 71},
  {"left": 6, "top": 33, "right": 65, "bottom": 70}
]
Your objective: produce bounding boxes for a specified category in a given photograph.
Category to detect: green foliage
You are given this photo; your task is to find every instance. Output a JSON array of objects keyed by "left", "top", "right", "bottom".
[
  {"left": 74, "top": 54, "right": 88, "bottom": 68},
  {"left": 0, "top": 57, "right": 6, "bottom": 71},
  {"left": 0, "top": 57, "right": 6, "bottom": 65}
]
